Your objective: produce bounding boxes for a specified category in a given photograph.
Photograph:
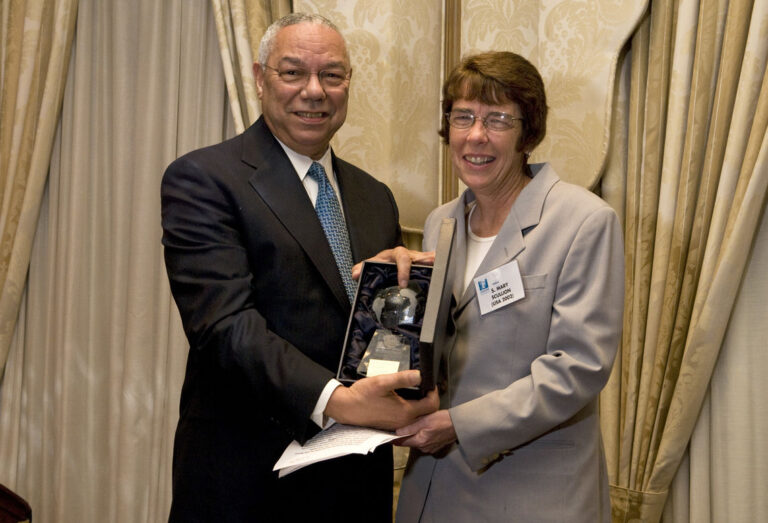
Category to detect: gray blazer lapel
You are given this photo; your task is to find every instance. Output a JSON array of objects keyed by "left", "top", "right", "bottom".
[
  {"left": 453, "top": 211, "right": 526, "bottom": 314},
  {"left": 454, "top": 164, "right": 559, "bottom": 313},
  {"left": 448, "top": 198, "right": 470, "bottom": 303}
]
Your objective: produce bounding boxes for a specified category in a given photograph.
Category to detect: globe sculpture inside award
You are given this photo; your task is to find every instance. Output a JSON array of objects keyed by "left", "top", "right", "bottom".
[{"left": 356, "top": 281, "right": 425, "bottom": 377}]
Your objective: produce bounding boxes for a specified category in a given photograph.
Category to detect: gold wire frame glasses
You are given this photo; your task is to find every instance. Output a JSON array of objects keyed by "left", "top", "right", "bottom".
[{"left": 261, "top": 63, "right": 351, "bottom": 89}]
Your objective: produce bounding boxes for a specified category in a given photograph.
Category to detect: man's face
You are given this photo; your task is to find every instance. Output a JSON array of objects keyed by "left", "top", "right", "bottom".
[{"left": 254, "top": 23, "right": 351, "bottom": 160}]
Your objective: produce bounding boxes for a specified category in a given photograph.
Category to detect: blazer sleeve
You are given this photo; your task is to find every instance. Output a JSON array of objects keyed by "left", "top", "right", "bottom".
[
  {"left": 449, "top": 205, "right": 624, "bottom": 470},
  {"left": 161, "top": 153, "right": 333, "bottom": 444}
]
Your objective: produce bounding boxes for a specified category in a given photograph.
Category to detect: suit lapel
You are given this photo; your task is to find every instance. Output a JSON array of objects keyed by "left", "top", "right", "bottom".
[
  {"left": 446, "top": 196, "right": 471, "bottom": 305},
  {"left": 242, "top": 119, "right": 351, "bottom": 310},
  {"left": 332, "top": 155, "right": 363, "bottom": 261},
  {"left": 453, "top": 164, "right": 559, "bottom": 314}
]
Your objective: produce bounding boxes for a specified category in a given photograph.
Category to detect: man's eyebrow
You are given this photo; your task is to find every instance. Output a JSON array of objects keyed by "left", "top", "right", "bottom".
[
  {"left": 276, "top": 56, "right": 348, "bottom": 69},
  {"left": 276, "top": 56, "right": 303, "bottom": 67},
  {"left": 322, "top": 61, "right": 349, "bottom": 70}
]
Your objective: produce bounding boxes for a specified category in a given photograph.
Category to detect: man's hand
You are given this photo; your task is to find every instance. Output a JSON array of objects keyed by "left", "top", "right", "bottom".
[
  {"left": 395, "top": 409, "right": 457, "bottom": 454},
  {"left": 352, "top": 246, "right": 435, "bottom": 288},
  {"left": 325, "top": 370, "right": 439, "bottom": 430}
]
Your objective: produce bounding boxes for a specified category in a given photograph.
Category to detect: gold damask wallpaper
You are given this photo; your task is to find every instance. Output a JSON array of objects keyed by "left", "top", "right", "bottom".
[
  {"left": 295, "top": 0, "right": 645, "bottom": 229},
  {"left": 462, "top": 0, "right": 646, "bottom": 189},
  {"left": 295, "top": 0, "right": 443, "bottom": 231}
]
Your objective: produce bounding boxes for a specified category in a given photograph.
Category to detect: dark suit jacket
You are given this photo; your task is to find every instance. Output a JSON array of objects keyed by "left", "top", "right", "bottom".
[{"left": 161, "top": 117, "right": 402, "bottom": 522}]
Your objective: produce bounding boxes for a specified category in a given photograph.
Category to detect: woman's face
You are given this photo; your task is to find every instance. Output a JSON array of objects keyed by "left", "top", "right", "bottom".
[{"left": 448, "top": 98, "right": 526, "bottom": 195}]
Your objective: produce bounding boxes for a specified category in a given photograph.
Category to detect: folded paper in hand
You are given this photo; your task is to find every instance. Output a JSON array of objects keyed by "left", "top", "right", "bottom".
[{"left": 273, "top": 423, "right": 405, "bottom": 477}]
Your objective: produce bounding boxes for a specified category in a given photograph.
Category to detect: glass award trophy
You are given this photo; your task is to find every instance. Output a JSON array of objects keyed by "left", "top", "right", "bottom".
[
  {"left": 337, "top": 218, "right": 457, "bottom": 397},
  {"left": 356, "top": 281, "right": 425, "bottom": 377}
]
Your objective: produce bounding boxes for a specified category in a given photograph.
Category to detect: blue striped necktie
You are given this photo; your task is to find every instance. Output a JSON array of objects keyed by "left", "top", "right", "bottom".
[{"left": 307, "top": 162, "right": 356, "bottom": 303}]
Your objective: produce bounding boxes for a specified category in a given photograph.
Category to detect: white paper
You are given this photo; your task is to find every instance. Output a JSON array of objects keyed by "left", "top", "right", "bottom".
[{"left": 273, "top": 423, "right": 405, "bottom": 477}]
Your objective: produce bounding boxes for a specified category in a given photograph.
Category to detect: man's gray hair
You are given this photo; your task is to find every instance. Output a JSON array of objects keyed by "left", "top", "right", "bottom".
[{"left": 257, "top": 13, "right": 347, "bottom": 65}]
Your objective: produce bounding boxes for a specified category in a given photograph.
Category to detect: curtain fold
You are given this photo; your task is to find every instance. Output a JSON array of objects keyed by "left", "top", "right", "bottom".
[
  {"left": 672, "top": 184, "right": 768, "bottom": 523},
  {"left": 650, "top": 0, "right": 766, "bottom": 490},
  {"left": 0, "top": 0, "right": 78, "bottom": 374},
  {"left": 0, "top": 1, "right": 230, "bottom": 520},
  {"left": 211, "top": 0, "right": 289, "bottom": 133},
  {"left": 603, "top": 0, "right": 768, "bottom": 520},
  {"left": 2, "top": 1, "right": 764, "bottom": 521}
]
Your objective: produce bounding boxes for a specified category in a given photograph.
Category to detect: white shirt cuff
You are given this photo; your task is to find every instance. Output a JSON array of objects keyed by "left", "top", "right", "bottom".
[{"left": 311, "top": 379, "right": 342, "bottom": 429}]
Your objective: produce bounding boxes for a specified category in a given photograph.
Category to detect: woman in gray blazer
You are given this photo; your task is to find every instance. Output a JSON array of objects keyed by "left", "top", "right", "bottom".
[{"left": 394, "top": 52, "right": 624, "bottom": 522}]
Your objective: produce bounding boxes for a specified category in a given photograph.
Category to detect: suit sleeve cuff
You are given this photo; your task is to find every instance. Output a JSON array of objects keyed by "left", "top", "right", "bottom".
[{"left": 311, "top": 379, "right": 342, "bottom": 429}]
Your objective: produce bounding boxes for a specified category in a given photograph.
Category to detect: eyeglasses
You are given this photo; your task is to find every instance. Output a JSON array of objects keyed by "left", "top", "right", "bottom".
[
  {"left": 261, "top": 63, "right": 351, "bottom": 89},
  {"left": 445, "top": 111, "right": 524, "bottom": 132}
]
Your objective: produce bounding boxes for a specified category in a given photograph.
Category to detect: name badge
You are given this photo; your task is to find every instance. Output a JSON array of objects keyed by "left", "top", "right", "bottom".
[{"left": 474, "top": 259, "right": 525, "bottom": 315}]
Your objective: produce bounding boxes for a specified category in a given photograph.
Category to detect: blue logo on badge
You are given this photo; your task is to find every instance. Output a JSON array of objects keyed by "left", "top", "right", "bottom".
[{"left": 477, "top": 279, "right": 489, "bottom": 292}]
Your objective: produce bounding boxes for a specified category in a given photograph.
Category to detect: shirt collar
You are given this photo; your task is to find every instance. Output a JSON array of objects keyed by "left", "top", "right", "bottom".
[{"left": 274, "top": 138, "right": 334, "bottom": 181}]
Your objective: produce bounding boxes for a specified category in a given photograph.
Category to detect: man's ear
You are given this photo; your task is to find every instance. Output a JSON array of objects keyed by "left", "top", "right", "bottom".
[{"left": 253, "top": 62, "right": 264, "bottom": 98}]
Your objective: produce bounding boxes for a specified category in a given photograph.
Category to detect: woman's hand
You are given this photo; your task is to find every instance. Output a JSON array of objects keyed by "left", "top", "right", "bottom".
[{"left": 395, "top": 409, "right": 457, "bottom": 454}]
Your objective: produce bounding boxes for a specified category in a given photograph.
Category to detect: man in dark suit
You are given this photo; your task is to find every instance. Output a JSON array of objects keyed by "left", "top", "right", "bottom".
[{"left": 161, "top": 12, "right": 437, "bottom": 522}]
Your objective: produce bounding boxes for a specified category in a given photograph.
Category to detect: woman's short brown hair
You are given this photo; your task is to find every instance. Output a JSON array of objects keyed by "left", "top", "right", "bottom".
[{"left": 439, "top": 51, "right": 547, "bottom": 153}]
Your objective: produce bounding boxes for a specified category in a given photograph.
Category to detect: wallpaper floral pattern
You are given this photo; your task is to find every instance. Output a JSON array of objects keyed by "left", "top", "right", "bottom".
[
  {"left": 463, "top": 0, "right": 647, "bottom": 189},
  {"left": 295, "top": 0, "right": 645, "bottom": 228},
  {"left": 295, "top": 0, "right": 443, "bottom": 230}
]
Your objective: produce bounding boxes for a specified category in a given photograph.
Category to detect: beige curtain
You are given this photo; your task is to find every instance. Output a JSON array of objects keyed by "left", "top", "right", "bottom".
[
  {"left": 1, "top": 1, "right": 762, "bottom": 521},
  {"left": 601, "top": 0, "right": 768, "bottom": 520},
  {"left": 0, "top": 0, "right": 232, "bottom": 520},
  {"left": 0, "top": 0, "right": 77, "bottom": 374},
  {"left": 663, "top": 207, "right": 768, "bottom": 523},
  {"left": 212, "top": 0, "right": 290, "bottom": 132}
]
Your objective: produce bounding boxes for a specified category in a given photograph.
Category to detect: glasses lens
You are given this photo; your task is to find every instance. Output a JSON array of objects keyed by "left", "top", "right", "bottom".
[
  {"left": 319, "top": 69, "right": 349, "bottom": 87},
  {"left": 486, "top": 115, "right": 512, "bottom": 131},
  {"left": 448, "top": 112, "right": 474, "bottom": 128},
  {"left": 277, "top": 69, "right": 305, "bottom": 83}
]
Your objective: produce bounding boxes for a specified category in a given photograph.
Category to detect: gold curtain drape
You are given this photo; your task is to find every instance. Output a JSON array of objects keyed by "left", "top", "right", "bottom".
[
  {"left": 0, "top": 1, "right": 230, "bottom": 520},
  {"left": 211, "top": 0, "right": 290, "bottom": 132},
  {"left": 0, "top": 0, "right": 78, "bottom": 374},
  {"left": 602, "top": 0, "right": 768, "bottom": 520},
  {"left": 1, "top": 0, "right": 763, "bottom": 520}
]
